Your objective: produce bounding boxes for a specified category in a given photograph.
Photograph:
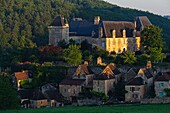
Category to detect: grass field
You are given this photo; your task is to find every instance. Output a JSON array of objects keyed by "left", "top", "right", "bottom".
[{"left": 1, "top": 104, "right": 170, "bottom": 113}]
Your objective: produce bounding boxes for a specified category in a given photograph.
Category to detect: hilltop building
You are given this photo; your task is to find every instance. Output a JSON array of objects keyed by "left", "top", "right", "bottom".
[{"left": 48, "top": 16, "right": 152, "bottom": 53}]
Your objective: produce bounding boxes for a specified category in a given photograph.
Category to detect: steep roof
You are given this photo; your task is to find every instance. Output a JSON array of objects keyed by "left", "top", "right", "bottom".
[
  {"left": 15, "top": 70, "right": 29, "bottom": 81},
  {"left": 69, "top": 19, "right": 94, "bottom": 36},
  {"left": 18, "top": 89, "right": 34, "bottom": 99},
  {"left": 102, "top": 21, "right": 135, "bottom": 38},
  {"left": 31, "top": 90, "right": 47, "bottom": 100},
  {"left": 126, "top": 77, "right": 144, "bottom": 85},
  {"left": 135, "top": 16, "right": 152, "bottom": 31},
  {"left": 60, "top": 79, "right": 85, "bottom": 85},
  {"left": 156, "top": 72, "right": 170, "bottom": 81},
  {"left": 74, "top": 64, "right": 93, "bottom": 76},
  {"left": 49, "top": 16, "right": 68, "bottom": 26}
]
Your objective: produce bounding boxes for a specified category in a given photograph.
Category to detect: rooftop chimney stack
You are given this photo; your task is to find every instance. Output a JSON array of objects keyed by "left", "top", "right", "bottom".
[{"left": 94, "top": 16, "right": 100, "bottom": 24}]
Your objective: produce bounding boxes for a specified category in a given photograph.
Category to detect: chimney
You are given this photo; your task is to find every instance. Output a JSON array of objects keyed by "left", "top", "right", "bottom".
[
  {"left": 146, "top": 61, "right": 152, "bottom": 69},
  {"left": 97, "top": 57, "right": 102, "bottom": 65},
  {"left": 134, "top": 20, "right": 137, "bottom": 29},
  {"left": 94, "top": 16, "right": 100, "bottom": 24}
]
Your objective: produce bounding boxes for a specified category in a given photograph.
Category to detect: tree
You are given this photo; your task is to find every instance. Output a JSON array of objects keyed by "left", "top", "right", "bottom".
[
  {"left": 63, "top": 45, "right": 82, "bottom": 66},
  {"left": 0, "top": 75, "right": 19, "bottom": 109},
  {"left": 149, "top": 47, "right": 166, "bottom": 63},
  {"left": 124, "top": 51, "right": 136, "bottom": 65},
  {"left": 141, "top": 26, "right": 164, "bottom": 52}
]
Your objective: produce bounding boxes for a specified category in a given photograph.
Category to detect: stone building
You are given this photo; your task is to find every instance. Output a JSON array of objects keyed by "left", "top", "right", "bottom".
[{"left": 48, "top": 16, "right": 69, "bottom": 45}]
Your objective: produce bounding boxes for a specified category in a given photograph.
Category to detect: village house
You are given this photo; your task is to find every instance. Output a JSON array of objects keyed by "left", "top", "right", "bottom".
[
  {"left": 125, "top": 77, "right": 147, "bottom": 102},
  {"left": 48, "top": 16, "right": 152, "bottom": 54},
  {"left": 154, "top": 72, "right": 170, "bottom": 97},
  {"left": 93, "top": 63, "right": 121, "bottom": 96},
  {"left": 14, "top": 70, "right": 32, "bottom": 88},
  {"left": 59, "top": 79, "right": 85, "bottom": 101},
  {"left": 30, "top": 90, "right": 48, "bottom": 108}
]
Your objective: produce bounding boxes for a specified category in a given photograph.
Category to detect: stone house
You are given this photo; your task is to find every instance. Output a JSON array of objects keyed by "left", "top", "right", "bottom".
[
  {"left": 30, "top": 90, "right": 48, "bottom": 108},
  {"left": 59, "top": 79, "right": 85, "bottom": 101},
  {"left": 93, "top": 73, "right": 115, "bottom": 96},
  {"left": 73, "top": 64, "right": 94, "bottom": 87},
  {"left": 14, "top": 70, "right": 32, "bottom": 88},
  {"left": 155, "top": 72, "right": 170, "bottom": 97},
  {"left": 125, "top": 77, "right": 147, "bottom": 102},
  {"left": 41, "top": 83, "right": 57, "bottom": 94}
]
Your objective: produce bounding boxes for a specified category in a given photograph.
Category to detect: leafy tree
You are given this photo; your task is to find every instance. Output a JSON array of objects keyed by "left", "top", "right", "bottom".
[
  {"left": 141, "top": 26, "right": 165, "bottom": 52},
  {"left": 164, "top": 88, "right": 170, "bottom": 97},
  {"left": 124, "top": 51, "right": 136, "bottom": 65},
  {"left": 63, "top": 45, "right": 82, "bottom": 66},
  {"left": 136, "top": 54, "right": 149, "bottom": 66},
  {"left": 0, "top": 75, "right": 19, "bottom": 109},
  {"left": 149, "top": 47, "right": 166, "bottom": 63}
]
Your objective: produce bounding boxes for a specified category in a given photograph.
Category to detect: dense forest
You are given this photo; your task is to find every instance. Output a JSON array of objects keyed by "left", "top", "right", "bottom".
[{"left": 0, "top": 0, "right": 170, "bottom": 68}]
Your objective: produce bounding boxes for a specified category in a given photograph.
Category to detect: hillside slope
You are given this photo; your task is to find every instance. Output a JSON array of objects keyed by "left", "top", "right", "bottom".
[{"left": 0, "top": 0, "right": 170, "bottom": 49}]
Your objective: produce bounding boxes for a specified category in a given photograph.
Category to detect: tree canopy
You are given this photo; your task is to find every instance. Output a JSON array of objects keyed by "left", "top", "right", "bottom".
[{"left": 63, "top": 44, "right": 82, "bottom": 66}]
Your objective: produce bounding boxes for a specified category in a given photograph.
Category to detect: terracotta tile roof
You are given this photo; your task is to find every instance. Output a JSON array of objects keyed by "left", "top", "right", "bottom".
[
  {"left": 49, "top": 16, "right": 68, "bottom": 26},
  {"left": 126, "top": 77, "right": 144, "bottom": 85},
  {"left": 15, "top": 70, "right": 29, "bottom": 81},
  {"left": 60, "top": 79, "right": 85, "bottom": 85},
  {"left": 102, "top": 21, "right": 135, "bottom": 38},
  {"left": 95, "top": 73, "right": 115, "bottom": 80},
  {"left": 156, "top": 72, "right": 170, "bottom": 81}
]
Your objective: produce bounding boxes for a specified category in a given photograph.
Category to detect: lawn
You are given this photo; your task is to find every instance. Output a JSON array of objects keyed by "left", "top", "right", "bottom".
[{"left": 1, "top": 104, "right": 170, "bottom": 113}]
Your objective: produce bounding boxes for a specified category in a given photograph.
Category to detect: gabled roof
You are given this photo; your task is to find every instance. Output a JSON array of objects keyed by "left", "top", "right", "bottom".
[
  {"left": 94, "top": 73, "right": 115, "bottom": 80},
  {"left": 31, "top": 89, "right": 47, "bottom": 100},
  {"left": 156, "top": 72, "right": 170, "bottom": 81},
  {"left": 135, "top": 16, "right": 152, "bottom": 31},
  {"left": 102, "top": 21, "right": 135, "bottom": 38},
  {"left": 69, "top": 19, "right": 94, "bottom": 36},
  {"left": 18, "top": 89, "right": 34, "bottom": 99},
  {"left": 126, "top": 77, "right": 144, "bottom": 85},
  {"left": 49, "top": 16, "right": 68, "bottom": 26},
  {"left": 15, "top": 70, "right": 29, "bottom": 81},
  {"left": 44, "top": 90, "right": 58, "bottom": 100},
  {"left": 74, "top": 64, "right": 93, "bottom": 76},
  {"left": 60, "top": 79, "right": 85, "bottom": 85}
]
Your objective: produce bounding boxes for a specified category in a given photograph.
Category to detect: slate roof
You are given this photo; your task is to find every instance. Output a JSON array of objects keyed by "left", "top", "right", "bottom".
[
  {"left": 60, "top": 79, "right": 85, "bottom": 85},
  {"left": 135, "top": 16, "right": 152, "bottom": 31},
  {"left": 18, "top": 89, "right": 34, "bottom": 99},
  {"left": 15, "top": 70, "right": 29, "bottom": 81},
  {"left": 74, "top": 64, "right": 94, "bottom": 76},
  {"left": 69, "top": 19, "right": 94, "bottom": 36},
  {"left": 156, "top": 72, "right": 170, "bottom": 81},
  {"left": 126, "top": 77, "right": 144, "bottom": 85},
  {"left": 49, "top": 16, "right": 68, "bottom": 26},
  {"left": 31, "top": 90, "right": 47, "bottom": 100},
  {"left": 102, "top": 21, "right": 135, "bottom": 38},
  {"left": 44, "top": 90, "right": 58, "bottom": 100},
  {"left": 94, "top": 73, "right": 115, "bottom": 80}
]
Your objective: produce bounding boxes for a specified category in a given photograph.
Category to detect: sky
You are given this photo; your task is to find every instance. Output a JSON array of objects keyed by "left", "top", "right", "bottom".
[{"left": 105, "top": 0, "right": 170, "bottom": 16}]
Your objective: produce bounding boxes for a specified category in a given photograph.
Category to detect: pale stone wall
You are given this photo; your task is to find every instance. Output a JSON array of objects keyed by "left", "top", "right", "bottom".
[
  {"left": 48, "top": 26, "right": 69, "bottom": 46},
  {"left": 93, "top": 79, "right": 115, "bottom": 96},
  {"left": 155, "top": 81, "right": 170, "bottom": 97},
  {"left": 69, "top": 36, "right": 91, "bottom": 44},
  {"left": 30, "top": 99, "right": 48, "bottom": 108},
  {"left": 59, "top": 85, "right": 83, "bottom": 100},
  {"left": 141, "top": 97, "right": 170, "bottom": 104},
  {"left": 125, "top": 85, "right": 146, "bottom": 102}
]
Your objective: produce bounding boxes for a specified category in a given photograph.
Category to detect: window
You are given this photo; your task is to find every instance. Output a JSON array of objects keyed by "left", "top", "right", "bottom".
[
  {"left": 130, "top": 87, "right": 135, "bottom": 92},
  {"left": 102, "top": 42, "right": 105, "bottom": 48},
  {"left": 159, "top": 92, "right": 165, "bottom": 97},
  {"left": 159, "top": 83, "right": 164, "bottom": 88},
  {"left": 132, "top": 94, "right": 138, "bottom": 98}
]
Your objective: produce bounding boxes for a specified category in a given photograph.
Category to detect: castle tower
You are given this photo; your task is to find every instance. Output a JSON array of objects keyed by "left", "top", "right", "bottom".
[{"left": 48, "top": 16, "right": 69, "bottom": 46}]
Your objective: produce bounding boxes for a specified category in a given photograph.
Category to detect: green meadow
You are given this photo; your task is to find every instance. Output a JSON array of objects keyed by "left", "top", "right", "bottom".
[{"left": 1, "top": 104, "right": 170, "bottom": 113}]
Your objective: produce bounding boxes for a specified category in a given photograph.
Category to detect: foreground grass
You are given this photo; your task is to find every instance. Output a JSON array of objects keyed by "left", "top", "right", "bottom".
[{"left": 1, "top": 104, "right": 170, "bottom": 113}]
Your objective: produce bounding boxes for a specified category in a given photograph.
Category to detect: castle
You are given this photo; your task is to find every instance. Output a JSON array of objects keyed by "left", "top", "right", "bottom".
[{"left": 48, "top": 16, "right": 152, "bottom": 53}]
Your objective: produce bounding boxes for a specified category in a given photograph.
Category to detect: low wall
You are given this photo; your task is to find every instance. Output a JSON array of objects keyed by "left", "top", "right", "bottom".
[{"left": 141, "top": 97, "right": 170, "bottom": 104}]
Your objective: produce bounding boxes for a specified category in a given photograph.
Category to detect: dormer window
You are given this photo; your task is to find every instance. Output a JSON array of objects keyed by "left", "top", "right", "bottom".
[
  {"left": 112, "top": 29, "right": 116, "bottom": 38},
  {"left": 123, "top": 29, "right": 126, "bottom": 38}
]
